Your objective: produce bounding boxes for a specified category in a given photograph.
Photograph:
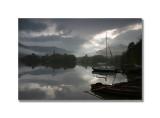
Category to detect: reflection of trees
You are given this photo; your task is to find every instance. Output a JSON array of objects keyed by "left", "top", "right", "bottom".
[
  {"left": 125, "top": 72, "right": 142, "bottom": 82},
  {"left": 19, "top": 53, "right": 76, "bottom": 69}
]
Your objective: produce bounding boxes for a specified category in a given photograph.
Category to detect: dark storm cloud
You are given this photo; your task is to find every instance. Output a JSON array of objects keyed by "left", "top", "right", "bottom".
[
  {"left": 19, "top": 18, "right": 142, "bottom": 56},
  {"left": 46, "top": 18, "right": 142, "bottom": 36},
  {"left": 19, "top": 19, "right": 48, "bottom": 32},
  {"left": 110, "top": 29, "right": 142, "bottom": 46},
  {"left": 55, "top": 24, "right": 72, "bottom": 35},
  {"left": 20, "top": 33, "right": 86, "bottom": 47},
  {"left": 19, "top": 18, "right": 141, "bottom": 33},
  {"left": 48, "top": 18, "right": 141, "bottom": 29},
  {"left": 21, "top": 34, "right": 88, "bottom": 53},
  {"left": 21, "top": 34, "right": 61, "bottom": 42}
]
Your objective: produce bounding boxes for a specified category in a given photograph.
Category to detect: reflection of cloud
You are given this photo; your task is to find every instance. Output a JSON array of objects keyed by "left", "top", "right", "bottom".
[
  {"left": 19, "top": 66, "right": 52, "bottom": 77},
  {"left": 90, "top": 73, "right": 128, "bottom": 85},
  {"left": 19, "top": 66, "right": 64, "bottom": 78},
  {"left": 18, "top": 65, "right": 128, "bottom": 100},
  {"left": 19, "top": 83, "right": 63, "bottom": 99},
  {"left": 90, "top": 76, "right": 99, "bottom": 83},
  {"left": 19, "top": 81, "right": 77, "bottom": 100},
  {"left": 19, "top": 66, "right": 96, "bottom": 100},
  {"left": 19, "top": 74, "right": 60, "bottom": 87}
]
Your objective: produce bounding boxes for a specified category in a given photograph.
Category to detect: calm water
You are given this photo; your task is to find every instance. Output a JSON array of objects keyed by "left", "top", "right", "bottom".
[{"left": 18, "top": 65, "right": 128, "bottom": 100}]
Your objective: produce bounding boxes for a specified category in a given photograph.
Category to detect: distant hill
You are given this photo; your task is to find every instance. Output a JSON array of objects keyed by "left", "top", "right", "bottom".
[
  {"left": 94, "top": 44, "right": 127, "bottom": 56},
  {"left": 19, "top": 43, "right": 71, "bottom": 56}
]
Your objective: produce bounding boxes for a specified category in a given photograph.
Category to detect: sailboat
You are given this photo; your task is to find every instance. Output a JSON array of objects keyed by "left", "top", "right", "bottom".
[{"left": 92, "top": 32, "right": 118, "bottom": 73}]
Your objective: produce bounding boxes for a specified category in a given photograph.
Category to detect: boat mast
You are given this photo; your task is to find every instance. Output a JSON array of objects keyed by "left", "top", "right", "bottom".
[
  {"left": 106, "top": 32, "right": 107, "bottom": 59},
  {"left": 106, "top": 32, "right": 108, "bottom": 68}
]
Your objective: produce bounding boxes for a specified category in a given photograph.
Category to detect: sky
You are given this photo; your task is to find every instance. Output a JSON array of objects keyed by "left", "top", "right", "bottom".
[{"left": 19, "top": 18, "right": 143, "bottom": 56}]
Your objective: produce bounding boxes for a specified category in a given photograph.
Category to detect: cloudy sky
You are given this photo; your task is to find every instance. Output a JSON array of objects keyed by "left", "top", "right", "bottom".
[{"left": 19, "top": 18, "right": 143, "bottom": 56}]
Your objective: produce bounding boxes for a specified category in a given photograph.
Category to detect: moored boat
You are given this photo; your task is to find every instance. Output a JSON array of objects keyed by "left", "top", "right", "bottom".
[
  {"left": 91, "top": 79, "right": 142, "bottom": 99},
  {"left": 92, "top": 32, "right": 120, "bottom": 73}
]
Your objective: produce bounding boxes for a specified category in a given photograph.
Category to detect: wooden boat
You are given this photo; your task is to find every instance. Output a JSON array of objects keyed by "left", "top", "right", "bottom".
[{"left": 91, "top": 79, "right": 142, "bottom": 99}]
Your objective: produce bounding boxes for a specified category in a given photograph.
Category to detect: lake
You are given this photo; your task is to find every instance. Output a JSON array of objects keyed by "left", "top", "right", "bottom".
[{"left": 18, "top": 65, "right": 128, "bottom": 100}]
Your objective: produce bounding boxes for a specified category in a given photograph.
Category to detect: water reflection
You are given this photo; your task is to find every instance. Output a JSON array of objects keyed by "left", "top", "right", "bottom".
[
  {"left": 92, "top": 71, "right": 128, "bottom": 85},
  {"left": 19, "top": 65, "right": 128, "bottom": 100}
]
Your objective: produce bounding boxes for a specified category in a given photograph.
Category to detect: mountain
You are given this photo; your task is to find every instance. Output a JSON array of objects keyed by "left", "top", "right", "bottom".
[
  {"left": 95, "top": 44, "right": 127, "bottom": 56},
  {"left": 19, "top": 43, "right": 71, "bottom": 56}
]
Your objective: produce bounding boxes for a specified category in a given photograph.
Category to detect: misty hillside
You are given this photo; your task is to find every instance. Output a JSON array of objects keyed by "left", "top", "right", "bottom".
[
  {"left": 19, "top": 43, "right": 71, "bottom": 56},
  {"left": 96, "top": 44, "right": 127, "bottom": 56}
]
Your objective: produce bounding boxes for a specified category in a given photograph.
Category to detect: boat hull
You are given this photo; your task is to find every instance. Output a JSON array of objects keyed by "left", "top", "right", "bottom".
[
  {"left": 92, "top": 67, "right": 120, "bottom": 73},
  {"left": 91, "top": 79, "right": 142, "bottom": 99}
]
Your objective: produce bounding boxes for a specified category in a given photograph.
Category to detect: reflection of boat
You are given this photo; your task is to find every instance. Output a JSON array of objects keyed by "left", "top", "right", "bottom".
[
  {"left": 92, "top": 66, "right": 120, "bottom": 73},
  {"left": 92, "top": 69, "right": 116, "bottom": 75}
]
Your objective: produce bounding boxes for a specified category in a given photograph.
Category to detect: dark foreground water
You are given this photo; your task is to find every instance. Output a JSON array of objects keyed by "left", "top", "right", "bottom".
[{"left": 18, "top": 65, "right": 128, "bottom": 100}]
